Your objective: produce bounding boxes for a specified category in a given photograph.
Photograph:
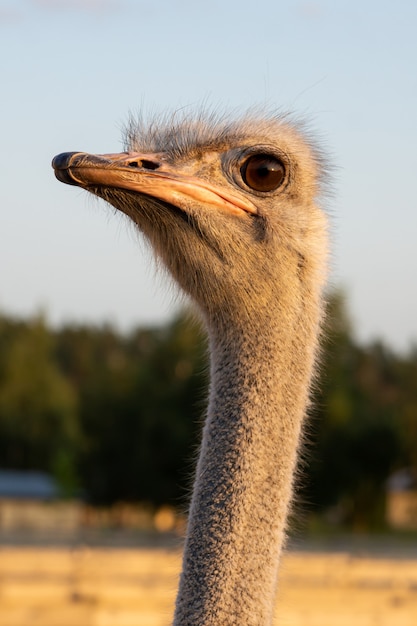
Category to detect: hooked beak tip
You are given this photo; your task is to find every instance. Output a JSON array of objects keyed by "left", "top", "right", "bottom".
[{"left": 52, "top": 152, "right": 85, "bottom": 186}]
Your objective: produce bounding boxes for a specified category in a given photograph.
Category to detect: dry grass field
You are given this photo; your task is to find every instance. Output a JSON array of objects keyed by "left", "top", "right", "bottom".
[{"left": 0, "top": 545, "right": 416, "bottom": 625}]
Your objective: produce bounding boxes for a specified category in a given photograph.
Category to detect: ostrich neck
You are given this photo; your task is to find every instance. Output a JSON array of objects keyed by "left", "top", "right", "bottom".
[{"left": 173, "top": 291, "right": 321, "bottom": 626}]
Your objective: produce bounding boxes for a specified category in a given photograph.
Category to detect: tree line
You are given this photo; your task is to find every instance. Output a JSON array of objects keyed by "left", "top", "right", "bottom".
[{"left": 0, "top": 292, "right": 416, "bottom": 529}]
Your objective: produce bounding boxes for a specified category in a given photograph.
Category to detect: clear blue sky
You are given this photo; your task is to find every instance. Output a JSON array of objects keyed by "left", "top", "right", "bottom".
[{"left": 1, "top": 0, "right": 416, "bottom": 352}]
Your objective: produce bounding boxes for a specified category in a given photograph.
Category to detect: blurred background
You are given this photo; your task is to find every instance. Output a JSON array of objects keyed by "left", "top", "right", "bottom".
[{"left": 0, "top": 1, "right": 416, "bottom": 624}]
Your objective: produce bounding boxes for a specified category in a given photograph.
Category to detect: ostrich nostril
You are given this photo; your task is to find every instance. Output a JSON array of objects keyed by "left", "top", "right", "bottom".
[
  {"left": 128, "top": 159, "right": 159, "bottom": 170},
  {"left": 141, "top": 159, "right": 160, "bottom": 170}
]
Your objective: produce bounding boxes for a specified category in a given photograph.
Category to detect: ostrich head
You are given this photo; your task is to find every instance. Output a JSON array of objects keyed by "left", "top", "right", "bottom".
[{"left": 52, "top": 111, "right": 326, "bottom": 329}]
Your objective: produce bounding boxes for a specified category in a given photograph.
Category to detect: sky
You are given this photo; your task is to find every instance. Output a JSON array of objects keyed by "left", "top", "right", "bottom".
[{"left": 1, "top": 0, "right": 416, "bottom": 352}]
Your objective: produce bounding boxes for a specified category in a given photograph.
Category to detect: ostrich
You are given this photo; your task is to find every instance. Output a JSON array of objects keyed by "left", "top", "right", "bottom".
[{"left": 52, "top": 110, "right": 328, "bottom": 625}]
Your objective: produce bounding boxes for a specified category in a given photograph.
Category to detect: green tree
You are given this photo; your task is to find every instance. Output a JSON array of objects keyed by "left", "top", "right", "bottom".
[
  {"left": 55, "top": 313, "right": 207, "bottom": 505},
  {"left": 1, "top": 296, "right": 414, "bottom": 524},
  {"left": 0, "top": 314, "right": 79, "bottom": 494},
  {"left": 307, "top": 292, "right": 407, "bottom": 529}
]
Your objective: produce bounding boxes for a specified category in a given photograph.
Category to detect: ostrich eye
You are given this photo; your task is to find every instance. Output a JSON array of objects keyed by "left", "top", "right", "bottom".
[{"left": 240, "top": 154, "right": 285, "bottom": 192}]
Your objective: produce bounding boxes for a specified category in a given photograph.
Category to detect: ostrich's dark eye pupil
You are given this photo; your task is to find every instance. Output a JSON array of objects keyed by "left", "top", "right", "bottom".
[{"left": 240, "top": 154, "right": 285, "bottom": 192}]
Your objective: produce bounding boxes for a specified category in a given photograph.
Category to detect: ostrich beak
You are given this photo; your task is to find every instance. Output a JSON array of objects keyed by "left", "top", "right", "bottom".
[{"left": 52, "top": 151, "right": 257, "bottom": 217}]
